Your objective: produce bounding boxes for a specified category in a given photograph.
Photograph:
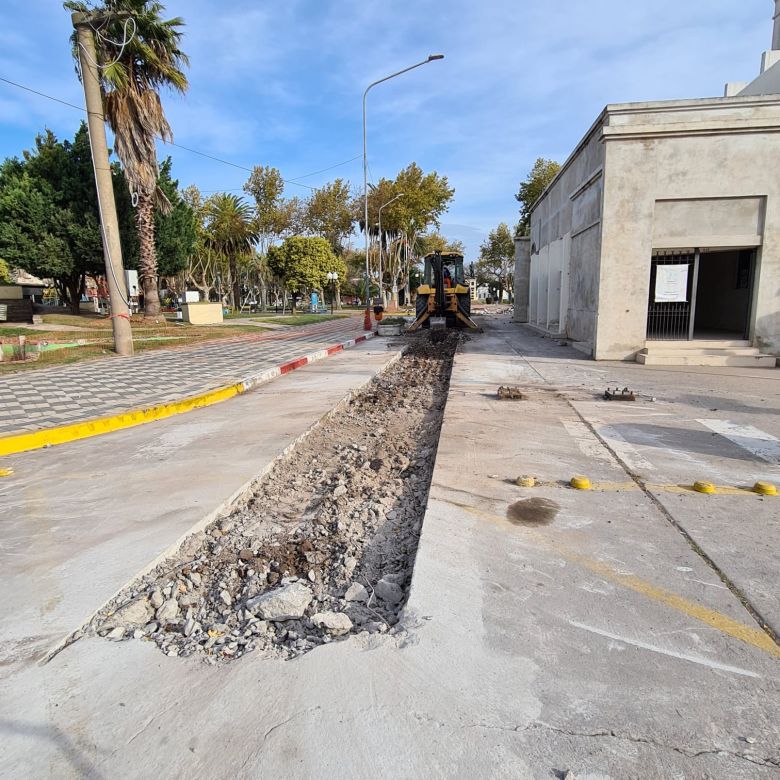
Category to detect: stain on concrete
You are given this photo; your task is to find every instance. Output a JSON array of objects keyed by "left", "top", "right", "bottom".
[{"left": 506, "top": 497, "right": 559, "bottom": 526}]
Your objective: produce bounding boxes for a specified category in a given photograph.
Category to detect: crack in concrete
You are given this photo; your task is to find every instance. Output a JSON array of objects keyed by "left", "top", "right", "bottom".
[{"left": 465, "top": 719, "right": 780, "bottom": 768}]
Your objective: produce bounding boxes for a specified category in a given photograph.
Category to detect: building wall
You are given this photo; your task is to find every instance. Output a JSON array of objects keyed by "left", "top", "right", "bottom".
[
  {"left": 596, "top": 97, "right": 780, "bottom": 358},
  {"left": 528, "top": 118, "right": 606, "bottom": 344}
]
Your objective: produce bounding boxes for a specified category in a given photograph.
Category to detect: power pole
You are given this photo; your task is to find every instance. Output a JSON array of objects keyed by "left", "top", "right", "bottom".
[{"left": 71, "top": 12, "right": 134, "bottom": 356}]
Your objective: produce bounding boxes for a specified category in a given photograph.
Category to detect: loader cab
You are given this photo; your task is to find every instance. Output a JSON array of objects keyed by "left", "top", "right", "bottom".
[{"left": 422, "top": 253, "right": 466, "bottom": 286}]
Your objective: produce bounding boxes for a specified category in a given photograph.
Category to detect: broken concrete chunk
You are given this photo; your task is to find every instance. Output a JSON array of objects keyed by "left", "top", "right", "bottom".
[
  {"left": 106, "top": 626, "right": 125, "bottom": 641},
  {"left": 149, "top": 589, "right": 164, "bottom": 609},
  {"left": 156, "top": 598, "right": 180, "bottom": 624},
  {"left": 110, "top": 598, "right": 154, "bottom": 627},
  {"left": 245, "top": 582, "right": 313, "bottom": 621},
  {"left": 374, "top": 578, "right": 403, "bottom": 605},
  {"left": 344, "top": 582, "right": 369, "bottom": 603},
  {"left": 333, "top": 484, "right": 348, "bottom": 498},
  {"left": 311, "top": 612, "right": 353, "bottom": 636}
]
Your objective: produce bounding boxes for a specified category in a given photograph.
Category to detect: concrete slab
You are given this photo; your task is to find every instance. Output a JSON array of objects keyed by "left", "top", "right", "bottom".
[
  {"left": 1, "top": 319, "right": 778, "bottom": 778},
  {"left": 0, "top": 341, "right": 400, "bottom": 666}
]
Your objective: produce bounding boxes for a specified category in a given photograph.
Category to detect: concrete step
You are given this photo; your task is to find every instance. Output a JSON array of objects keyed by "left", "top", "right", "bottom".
[
  {"left": 637, "top": 353, "right": 777, "bottom": 367},
  {"left": 645, "top": 339, "right": 750, "bottom": 350},
  {"left": 640, "top": 347, "right": 762, "bottom": 357}
]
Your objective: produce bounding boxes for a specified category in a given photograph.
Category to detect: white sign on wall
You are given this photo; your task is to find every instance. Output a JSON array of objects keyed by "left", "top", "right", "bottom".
[
  {"left": 185, "top": 290, "right": 200, "bottom": 303},
  {"left": 654, "top": 264, "right": 689, "bottom": 303}
]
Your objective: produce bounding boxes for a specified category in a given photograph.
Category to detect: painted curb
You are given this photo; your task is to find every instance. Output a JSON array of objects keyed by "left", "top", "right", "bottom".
[{"left": 0, "top": 332, "right": 375, "bottom": 458}]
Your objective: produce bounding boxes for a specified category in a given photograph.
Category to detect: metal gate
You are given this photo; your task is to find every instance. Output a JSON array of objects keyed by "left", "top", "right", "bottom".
[{"left": 646, "top": 251, "right": 699, "bottom": 340}]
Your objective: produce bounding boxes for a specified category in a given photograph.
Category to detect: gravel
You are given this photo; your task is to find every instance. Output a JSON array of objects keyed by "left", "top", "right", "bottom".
[{"left": 93, "top": 332, "right": 459, "bottom": 662}]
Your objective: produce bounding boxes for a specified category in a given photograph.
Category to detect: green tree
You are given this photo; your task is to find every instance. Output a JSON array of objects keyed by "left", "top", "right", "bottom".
[
  {"left": 204, "top": 193, "right": 258, "bottom": 309},
  {"left": 243, "top": 165, "right": 298, "bottom": 254},
  {"left": 0, "top": 125, "right": 134, "bottom": 313},
  {"left": 0, "top": 258, "right": 11, "bottom": 283},
  {"left": 417, "top": 232, "right": 465, "bottom": 255},
  {"left": 66, "top": 0, "right": 189, "bottom": 318},
  {"left": 267, "top": 236, "right": 346, "bottom": 313},
  {"left": 154, "top": 157, "right": 196, "bottom": 277},
  {"left": 301, "top": 179, "right": 354, "bottom": 254},
  {"left": 515, "top": 157, "right": 560, "bottom": 236},
  {"left": 476, "top": 223, "right": 515, "bottom": 303}
]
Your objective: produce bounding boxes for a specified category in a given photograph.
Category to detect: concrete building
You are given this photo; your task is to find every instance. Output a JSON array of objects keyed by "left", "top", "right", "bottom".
[{"left": 515, "top": 3, "right": 780, "bottom": 366}]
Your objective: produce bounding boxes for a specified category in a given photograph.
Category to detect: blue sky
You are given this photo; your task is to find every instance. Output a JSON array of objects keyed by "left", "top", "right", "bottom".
[{"left": 0, "top": 0, "right": 772, "bottom": 259}]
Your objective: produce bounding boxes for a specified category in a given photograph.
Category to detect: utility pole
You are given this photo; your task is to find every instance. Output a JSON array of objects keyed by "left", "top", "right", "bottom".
[{"left": 72, "top": 12, "right": 134, "bottom": 356}]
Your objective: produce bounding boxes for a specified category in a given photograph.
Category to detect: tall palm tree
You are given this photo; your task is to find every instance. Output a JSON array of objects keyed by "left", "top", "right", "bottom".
[
  {"left": 66, "top": 0, "right": 189, "bottom": 318},
  {"left": 205, "top": 194, "right": 258, "bottom": 310}
]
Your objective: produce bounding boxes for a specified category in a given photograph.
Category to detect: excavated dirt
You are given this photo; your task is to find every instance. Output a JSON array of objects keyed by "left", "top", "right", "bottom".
[{"left": 93, "top": 332, "right": 460, "bottom": 662}]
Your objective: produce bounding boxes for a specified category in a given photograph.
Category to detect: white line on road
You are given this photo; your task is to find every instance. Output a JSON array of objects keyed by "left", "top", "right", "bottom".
[
  {"left": 589, "top": 419, "right": 657, "bottom": 472},
  {"left": 697, "top": 419, "right": 780, "bottom": 465},
  {"left": 561, "top": 419, "right": 614, "bottom": 464},
  {"left": 568, "top": 620, "right": 760, "bottom": 678}
]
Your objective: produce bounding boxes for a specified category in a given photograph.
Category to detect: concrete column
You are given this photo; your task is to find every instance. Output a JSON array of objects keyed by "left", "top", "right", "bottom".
[
  {"left": 773, "top": 0, "right": 780, "bottom": 50},
  {"left": 513, "top": 236, "right": 531, "bottom": 322}
]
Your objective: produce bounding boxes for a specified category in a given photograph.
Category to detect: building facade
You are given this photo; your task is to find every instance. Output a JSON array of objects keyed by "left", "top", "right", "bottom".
[{"left": 514, "top": 4, "right": 780, "bottom": 364}]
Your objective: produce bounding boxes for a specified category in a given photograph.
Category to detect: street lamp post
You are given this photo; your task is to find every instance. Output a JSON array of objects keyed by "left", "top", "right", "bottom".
[
  {"left": 326, "top": 271, "right": 338, "bottom": 315},
  {"left": 362, "top": 54, "right": 443, "bottom": 329},
  {"left": 377, "top": 193, "right": 403, "bottom": 307}
]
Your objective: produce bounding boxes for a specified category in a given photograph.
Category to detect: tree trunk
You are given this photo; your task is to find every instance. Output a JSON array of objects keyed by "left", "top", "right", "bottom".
[
  {"left": 229, "top": 257, "right": 240, "bottom": 311},
  {"left": 136, "top": 191, "right": 161, "bottom": 318},
  {"left": 335, "top": 284, "right": 342, "bottom": 310}
]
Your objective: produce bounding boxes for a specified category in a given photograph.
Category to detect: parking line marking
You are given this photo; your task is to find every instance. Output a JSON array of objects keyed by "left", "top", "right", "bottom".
[
  {"left": 445, "top": 500, "right": 780, "bottom": 659},
  {"left": 697, "top": 419, "right": 780, "bottom": 465},
  {"left": 568, "top": 621, "right": 760, "bottom": 677}
]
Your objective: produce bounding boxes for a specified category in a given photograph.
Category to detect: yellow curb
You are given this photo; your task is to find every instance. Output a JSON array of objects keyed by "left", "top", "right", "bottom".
[
  {"left": 0, "top": 382, "right": 245, "bottom": 458},
  {"left": 754, "top": 481, "right": 778, "bottom": 496},
  {"left": 570, "top": 475, "right": 591, "bottom": 490},
  {"left": 516, "top": 475, "right": 536, "bottom": 487},
  {"left": 0, "top": 467, "right": 14, "bottom": 477},
  {"left": 693, "top": 480, "right": 717, "bottom": 495}
]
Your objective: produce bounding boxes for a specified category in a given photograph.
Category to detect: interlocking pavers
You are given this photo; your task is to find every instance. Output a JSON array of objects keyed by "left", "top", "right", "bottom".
[{"left": 0, "top": 317, "right": 370, "bottom": 435}]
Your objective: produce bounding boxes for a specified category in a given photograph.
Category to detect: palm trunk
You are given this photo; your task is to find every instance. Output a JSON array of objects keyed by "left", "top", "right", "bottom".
[{"left": 137, "top": 191, "right": 161, "bottom": 318}]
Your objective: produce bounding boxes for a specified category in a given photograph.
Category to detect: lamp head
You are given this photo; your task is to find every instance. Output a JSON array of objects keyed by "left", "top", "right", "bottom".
[{"left": 427, "top": 54, "right": 445, "bottom": 61}]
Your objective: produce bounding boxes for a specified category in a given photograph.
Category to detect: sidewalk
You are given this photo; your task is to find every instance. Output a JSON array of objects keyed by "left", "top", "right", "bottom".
[
  {"left": 0, "top": 316, "right": 369, "bottom": 436},
  {"left": 1, "top": 318, "right": 777, "bottom": 778}
]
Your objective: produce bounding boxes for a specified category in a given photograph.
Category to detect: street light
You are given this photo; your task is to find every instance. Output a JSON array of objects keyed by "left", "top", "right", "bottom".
[
  {"left": 362, "top": 53, "right": 444, "bottom": 329},
  {"left": 378, "top": 193, "right": 404, "bottom": 306},
  {"left": 326, "top": 271, "right": 339, "bottom": 315}
]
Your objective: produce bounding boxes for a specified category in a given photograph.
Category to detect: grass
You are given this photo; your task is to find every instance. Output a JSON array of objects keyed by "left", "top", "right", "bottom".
[{"left": 250, "top": 314, "right": 353, "bottom": 326}]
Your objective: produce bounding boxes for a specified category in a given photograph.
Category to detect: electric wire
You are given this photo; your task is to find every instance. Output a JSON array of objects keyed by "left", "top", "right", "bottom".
[{"left": 0, "top": 76, "right": 360, "bottom": 192}]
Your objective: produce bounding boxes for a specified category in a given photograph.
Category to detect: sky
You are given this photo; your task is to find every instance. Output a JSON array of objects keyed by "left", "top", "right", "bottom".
[{"left": 0, "top": 0, "right": 773, "bottom": 259}]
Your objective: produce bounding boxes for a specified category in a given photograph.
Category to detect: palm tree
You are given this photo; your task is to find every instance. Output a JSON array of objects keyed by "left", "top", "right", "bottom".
[
  {"left": 66, "top": 0, "right": 189, "bottom": 318},
  {"left": 205, "top": 194, "right": 258, "bottom": 310}
]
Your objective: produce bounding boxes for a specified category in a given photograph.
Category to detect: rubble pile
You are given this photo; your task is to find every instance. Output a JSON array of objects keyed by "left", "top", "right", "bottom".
[{"left": 94, "top": 332, "right": 459, "bottom": 662}]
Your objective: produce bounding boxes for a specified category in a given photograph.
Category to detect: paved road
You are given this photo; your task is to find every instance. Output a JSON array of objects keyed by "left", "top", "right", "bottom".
[
  {"left": 0, "top": 317, "right": 367, "bottom": 434},
  {"left": 1, "top": 316, "right": 777, "bottom": 778}
]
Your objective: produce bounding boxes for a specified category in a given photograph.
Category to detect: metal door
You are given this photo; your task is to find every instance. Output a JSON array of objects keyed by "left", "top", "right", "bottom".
[{"left": 646, "top": 251, "right": 699, "bottom": 340}]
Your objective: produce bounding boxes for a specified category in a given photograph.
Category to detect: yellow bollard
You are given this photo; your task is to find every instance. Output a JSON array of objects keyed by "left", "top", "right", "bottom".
[
  {"left": 753, "top": 481, "right": 778, "bottom": 496},
  {"left": 693, "top": 480, "right": 716, "bottom": 494},
  {"left": 516, "top": 475, "right": 536, "bottom": 488},
  {"left": 570, "top": 475, "right": 591, "bottom": 490}
]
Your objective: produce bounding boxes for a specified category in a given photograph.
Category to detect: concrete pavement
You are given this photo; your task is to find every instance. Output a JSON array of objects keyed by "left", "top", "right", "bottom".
[
  {"left": 0, "top": 316, "right": 367, "bottom": 435},
  {"left": 0, "top": 316, "right": 778, "bottom": 778}
]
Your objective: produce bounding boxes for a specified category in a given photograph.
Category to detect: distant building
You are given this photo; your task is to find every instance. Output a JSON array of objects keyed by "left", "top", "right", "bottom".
[{"left": 515, "top": 2, "right": 780, "bottom": 366}]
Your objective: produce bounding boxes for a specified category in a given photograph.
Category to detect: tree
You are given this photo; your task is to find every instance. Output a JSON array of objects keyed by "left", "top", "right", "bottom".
[
  {"left": 353, "top": 163, "right": 454, "bottom": 308},
  {"left": 243, "top": 165, "right": 298, "bottom": 255},
  {"left": 267, "top": 236, "right": 346, "bottom": 313},
  {"left": 417, "top": 232, "right": 465, "bottom": 255},
  {"left": 204, "top": 194, "right": 258, "bottom": 309},
  {"left": 0, "top": 125, "right": 135, "bottom": 313},
  {"left": 301, "top": 179, "right": 354, "bottom": 254},
  {"left": 515, "top": 157, "right": 560, "bottom": 236},
  {"left": 476, "top": 223, "right": 515, "bottom": 303},
  {"left": 66, "top": 0, "right": 189, "bottom": 318},
  {"left": 0, "top": 258, "right": 10, "bottom": 283},
  {"left": 154, "top": 157, "right": 196, "bottom": 278}
]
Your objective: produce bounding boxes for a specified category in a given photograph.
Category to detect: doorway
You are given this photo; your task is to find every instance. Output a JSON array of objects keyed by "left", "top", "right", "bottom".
[{"left": 646, "top": 249, "right": 755, "bottom": 341}]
